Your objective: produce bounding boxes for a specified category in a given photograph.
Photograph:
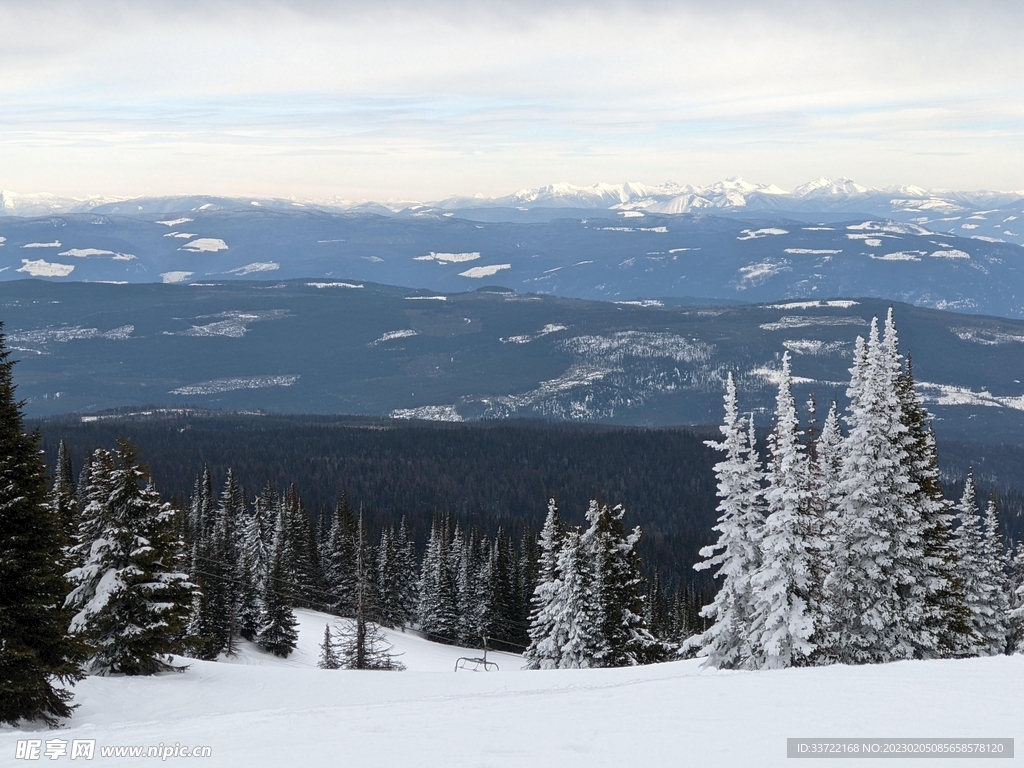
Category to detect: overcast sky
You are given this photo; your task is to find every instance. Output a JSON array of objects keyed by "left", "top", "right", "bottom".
[{"left": 2, "top": 0, "right": 1022, "bottom": 201}]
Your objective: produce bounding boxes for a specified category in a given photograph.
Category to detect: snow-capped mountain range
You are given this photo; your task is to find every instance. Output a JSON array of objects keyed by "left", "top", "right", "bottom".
[{"left": 5, "top": 177, "right": 1024, "bottom": 218}]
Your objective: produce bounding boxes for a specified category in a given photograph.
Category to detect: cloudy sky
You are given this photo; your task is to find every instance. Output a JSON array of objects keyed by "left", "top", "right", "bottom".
[{"left": 2, "top": 0, "right": 1022, "bottom": 201}]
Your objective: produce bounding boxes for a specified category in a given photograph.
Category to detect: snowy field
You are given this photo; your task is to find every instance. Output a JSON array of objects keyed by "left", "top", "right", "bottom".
[{"left": 2, "top": 609, "right": 1021, "bottom": 767}]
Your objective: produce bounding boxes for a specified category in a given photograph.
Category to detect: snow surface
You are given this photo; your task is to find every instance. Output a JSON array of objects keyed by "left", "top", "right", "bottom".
[
  {"left": 170, "top": 375, "right": 300, "bottom": 396},
  {"left": 764, "top": 300, "right": 860, "bottom": 310},
  {"left": 156, "top": 218, "right": 194, "bottom": 227},
  {"left": 225, "top": 262, "right": 279, "bottom": 275},
  {"left": 21, "top": 241, "right": 62, "bottom": 248},
  {"left": 58, "top": 248, "right": 136, "bottom": 260},
  {"left": 783, "top": 248, "right": 842, "bottom": 255},
  {"left": 414, "top": 251, "right": 481, "bottom": 263},
  {"left": 179, "top": 238, "right": 228, "bottom": 253},
  {"left": 160, "top": 271, "right": 193, "bottom": 284},
  {"left": 391, "top": 405, "right": 464, "bottom": 421},
  {"left": 372, "top": 329, "right": 419, "bottom": 345},
  {"left": 16, "top": 258, "right": 74, "bottom": 277},
  {"left": 737, "top": 227, "right": 788, "bottom": 240},
  {"left": 458, "top": 264, "right": 511, "bottom": 278},
  {"left": 6, "top": 608, "right": 1021, "bottom": 768},
  {"left": 306, "top": 282, "right": 364, "bottom": 289}
]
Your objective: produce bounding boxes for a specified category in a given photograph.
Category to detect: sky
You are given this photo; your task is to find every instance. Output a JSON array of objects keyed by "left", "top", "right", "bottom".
[{"left": 2, "top": 0, "right": 1023, "bottom": 202}]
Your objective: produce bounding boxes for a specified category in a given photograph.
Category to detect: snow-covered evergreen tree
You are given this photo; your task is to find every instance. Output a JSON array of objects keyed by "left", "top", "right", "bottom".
[
  {"left": 50, "top": 439, "right": 78, "bottom": 539},
  {"left": 750, "top": 353, "right": 818, "bottom": 668},
  {"left": 582, "top": 500, "right": 663, "bottom": 667},
  {"left": 317, "top": 624, "right": 341, "bottom": 669},
  {"left": 977, "top": 497, "right": 1009, "bottom": 655},
  {"left": 255, "top": 510, "right": 298, "bottom": 657},
  {"left": 0, "top": 331, "right": 86, "bottom": 725},
  {"left": 553, "top": 528, "right": 601, "bottom": 669},
  {"left": 66, "top": 441, "right": 193, "bottom": 675},
  {"left": 523, "top": 500, "right": 566, "bottom": 669},
  {"left": 952, "top": 474, "right": 985, "bottom": 656},
  {"left": 417, "top": 516, "right": 459, "bottom": 643},
  {"left": 690, "top": 373, "right": 765, "bottom": 669},
  {"left": 1007, "top": 544, "right": 1024, "bottom": 654},
  {"left": 825, "top": 317, "right": 922, "bottom": 665}
]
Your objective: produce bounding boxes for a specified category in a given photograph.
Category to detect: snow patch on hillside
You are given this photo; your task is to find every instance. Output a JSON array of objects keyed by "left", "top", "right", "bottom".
[
  {"left": 870, "top": 251, "right": 924, "bottom": 261},
  {"left": 391, "top": 405, "right": 463, "bottom": 421},
  {"left": 58, "top": 248, "right": 136, "bottom": 260},
  {"left": 170, "top": 375, "right": 300, "bottom": 396},
  {"left": 179, "top": 238, "right": 228, "bottom": 252},
  {"left": 760, "top": 316, "right": 869, "bottom": 331},
  {"left": 7, "top": 324, "right": 134, "bottom": 348},
  {"left": 156, "top": 217, "right": 193, "bottom": 226},
  {"left": 414, "top": 251, "right": 481, "bottom": 263},
  {"left": 951, "top": 327, "right": 1024, "bottom": 346},
  {"left": 405, "top": 295, "right": 447, "bottom": 301},
  {"left": 782, "top": 339, "right": 849, "bottom": 356},
  {"left": 168, "top": 310, "right": 290, "bottom": 338},
  {"left": 17, "top": 258, "right": 74, "bottom": 277},
  {"left": 736, "top": 260, "right": 791, "bottom": 287},
  {"left": 459, "top": 264, "right": 510, "bottom": 278},
  {"left": 372, "top": 329, "right": 418, "bottom": 345},
  {"left": 500, "top": 323, "right": 568, "bottom": 344},
  {"left": 917, "top": 382, "right": 1024, "bottom": 411},
  {"left": 22, "top": 241, "right": 61, "bottom": 248},
  {"left": 930, "top": 249, "right": 971, "bottom": 260},
  {"left": 226, "top": 262, "right": 279, "bottom": 276},
  {"left": 737, "top": 227, "right": 788, "bottom": 240},
  {"left": 784, "top": 248, "right": 842, "bottom": 255},
  {"left": 307, "top": 282, "right": 363, "bottom": 289},
  {"left": 765, "top": 300, "right": 860, "bottom": 310},
  {"left": 161, "top": 271, "right": 193, "bottom": 283}
]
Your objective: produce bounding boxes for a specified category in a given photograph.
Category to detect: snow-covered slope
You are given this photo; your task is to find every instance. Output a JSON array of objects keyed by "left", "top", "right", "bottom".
[{"left": 2, "top": 608, "right": 1020, "bottom": 767}]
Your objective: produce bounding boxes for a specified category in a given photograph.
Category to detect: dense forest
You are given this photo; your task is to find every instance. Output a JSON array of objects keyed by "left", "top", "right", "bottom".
[{"left": 34, "top": 413, "right": 1024, "bottom": 592}]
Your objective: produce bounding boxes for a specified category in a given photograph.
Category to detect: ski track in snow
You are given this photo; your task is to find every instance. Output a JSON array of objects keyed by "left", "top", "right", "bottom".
[{"left": 5, "top": 608, "right": 1021, "bottom": 768}]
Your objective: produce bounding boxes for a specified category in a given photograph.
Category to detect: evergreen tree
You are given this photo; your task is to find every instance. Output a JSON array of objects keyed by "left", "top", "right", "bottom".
[
  {"left": 750, "top": 353, "right": 818, "bottom": 669},
  {"left": 255, "top": 511, "right": 298, "bottom": 658},
  {"left": 1007, "top": 543, "right": 1024, "bottom": 654},
  {"left": 323, "top": 492, "right": 357, "bottom": 615},
  {"left": 897, "top": 357, "right": 972, "bottom": 659},
  {"left": 977, "top": 497, "right": 1009, "bottom": 655},
  {"left": 825, "top": 317, "right": 922, "bottom": 665},
  {"left": 524, "top": 500, "right": 566, "bottom": 669},
  {"left": 66, "top": 441, "right": 192, "bottom": 675},
  {"left": 691, "top": 373, "right": 765, "bottom": 669},
  {"left": 395, "top": 516, "right": 418, "bottom": 627},
  {"left": 417, "top": 516, "right": 459, "bottom": 643},
  {"left": 952, "top": 474, "right": 985, "bottom": 656},
  {"left": 582, "top": 500, "right": 663, "bottom": 667},
  {"left": 51, "top": 439, "right": 78, "bottom": 539},
  {"left": 317, "top": 624, "right": 341, "bottom": 669},
  {"left": 554, "top": 528, "right": 602, "bottom": 668},
  {"left": 0, "top": 328, "right": 86, "bottom": 725}
]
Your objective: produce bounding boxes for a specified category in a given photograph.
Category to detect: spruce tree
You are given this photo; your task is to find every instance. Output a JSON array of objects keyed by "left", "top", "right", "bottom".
[
  {"left": 51, "top": 439, "right": 78, "bottom": 540},
  {"left": 691, "top": 373, "right": 765, "bottom": 669},
  {"left": 255, "top": 511, "right": 298, "bottom": 657},
  {"left": 0, "top": 329, "right": 86, "bottom": 725},
  {"left": 952, "top": 474, "right": 985, "bottom": 656},
  {"left": 66, "top": 441, "right": 193, "bottom": 675},
  {"left": 750, "top": 353, "right": 818, "bottom": 669},
  {"left": 977, "top": 497, "right": 1009, "bottom": 655},
  {"left": 524, "top": 500, "right": 566, "bottom": 669},
  {"left": 317, "top": 624, "right": 341, "bottom": 669}
]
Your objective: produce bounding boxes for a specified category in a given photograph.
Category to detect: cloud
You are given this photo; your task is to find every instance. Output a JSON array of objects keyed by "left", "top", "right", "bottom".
[{"left": 2, "top": 1, "right": 1023, "bottom": 198}]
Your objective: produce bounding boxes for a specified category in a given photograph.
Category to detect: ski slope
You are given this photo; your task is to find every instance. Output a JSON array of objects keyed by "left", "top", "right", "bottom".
[{"left": 1, "top": 609, "right": 1021, "bottom": 767}]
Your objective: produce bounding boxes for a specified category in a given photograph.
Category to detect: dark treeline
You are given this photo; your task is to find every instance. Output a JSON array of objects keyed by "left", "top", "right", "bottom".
[{"left": 37, "top": 415, "right": 722, "bottom": 592}]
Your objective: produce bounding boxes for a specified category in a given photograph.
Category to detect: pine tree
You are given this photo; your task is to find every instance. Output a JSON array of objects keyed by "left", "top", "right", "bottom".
[
  {"left": 750, "top": 352, "right": 818, "bottom": 669},
  {"left": 952, "top": 474, "right": 985, "bottom": 656},
  {"left": 0, "top": 328, "right": 86, "bottom": 725},
  {"left": 395, "top": 516, "right": 418, "bottom": 627},
  {"left": 317, "top": 624, "right": 341, "bottom": 669},
  {"left": 690, "top": 373, "right": 765, "bottom": 669},
  {"left": 323, "top": 492, "right": 358, "bottom": 616},
  {"left": 524, "top": 500, "right": 566, "bottom": 669},
  {"left": 977, "top": 497, "right": 1009, "bottom": 655},
  {"left": 582, "top": 500, "right": 663, "bottom": 667},
  {"left": 553, "top": 528, "right": 602, "bottom": 668},
  {"left": 255, "top": 508, "right": 298, "bottom": 657},
  {"left": 1007, "top": 543, "right": 1024, "bottom": 654},
  {"left": 417, "top": 516, "right": 459, "bottom": 643},
  {"left": 66, "top": 441, "right": 193, "bottom": 676},
  {"left": 825, "top": 316, "right": 922, "bottom": 665},
  {"left": 897, "top": 357, "right": 972, "bottom": 659},
  {"left": 50, "top": 439, "right": 78, "bottom": 540}
]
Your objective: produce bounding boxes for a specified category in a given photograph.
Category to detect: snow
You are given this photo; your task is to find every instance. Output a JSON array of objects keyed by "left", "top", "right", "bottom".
[
  {"left": 736, "top": 260, "right": 790, "bottom": 287},
  {"left": 161, "top": 271, "right": 193, "bottom": 284},
  {"left": 952, "top": 327, "right": 1024, "bottom": 345},
  {"left": 7, "top": 607, "right": 1021, "bottom": 768},
  {"left": 414, "top": 252, "right": 481, "bottom": 263},
  {"left": 615, "top": 300, "right": 664, "bottom": 307},
  {"left": 619, "top": 210, "right": 645, "bottom": 217},
  {"left": 226, "top": 262, "right": 279, "bottom": 275},
  {"left": 500, "top": 324, "right": 568, "bottom": 344},
  {"left": 930, "top": 249, "right": 971, "bottom": 260},
  {"left": 306, "top": 282, "right": 363, "bottom": 289},
  {"left": 870, "top": 251, "right": 924, "bottom": 262},
  {"left": 391, "top": 405, "right": 464, "bottom": 421},
  {"left": 179, "top": 238, "right": 228, "bottom": 253},
  {"left": 783, "top": 248, "right": 842, "bottom": 255},
  {"left": 156, "top": 218, "right": 194, "bottom": 226},
  {"left": 737, "top": 228, "right": 788, "bottom": 240},
  {"left": 764, "top": 300, "right": 860, "bottom": 310},
  {"left": 782, "top": 339, "right": 849, "bottom": 356},
  {"left": 21, "top": 241, "right": 61, "bottom": 248},
  {"left": 58, "top": 248, "right": 135, "bottom": 260},
  {"left": 458, "top": 264, "right": 511, "bottom": 278},
  {"left": 7, "top": 325, "right": 134, "bottom": 346},
  {"left": 0, "top": 236, "right": 5, "bottom": 246},
  {"left": 971, "top": 235, "right": 1005, "bottom": 243},
  {"left": 16, "top": 258, "right": 74, "bottom": 277},
  {"left": 170, "top": 375, "right": 300, "bottom": 396},
  {"left": 916, "top": 381, "right": 1024, "bottom": 411},
  {"left": 405, "top": 295, "right": 447, "bottom": 301},
  {"left": 164, "top": 232, "right": 197, "bottom": 238},
  {"left": 167, "top": 310, "right": 290, "bottom": 339},
  {"left": 760, "top": 316, "right": 868, "bottom": 331},
  {"left": 372, "top": 329, "right": 419, "bottom": 345}
]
